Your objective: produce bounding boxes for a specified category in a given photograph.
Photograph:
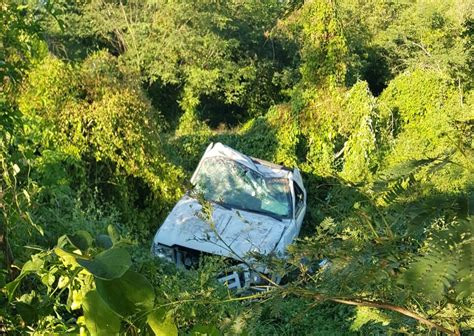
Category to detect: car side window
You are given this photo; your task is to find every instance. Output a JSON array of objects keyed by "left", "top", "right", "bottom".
[{"left": 294, "top": 182, "right": 304, "bottom": 215}]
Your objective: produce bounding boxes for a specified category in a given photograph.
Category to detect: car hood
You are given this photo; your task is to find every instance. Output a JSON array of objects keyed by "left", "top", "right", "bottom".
[{"left": 153, "top": 195, "right": 289, "bottom": 261}]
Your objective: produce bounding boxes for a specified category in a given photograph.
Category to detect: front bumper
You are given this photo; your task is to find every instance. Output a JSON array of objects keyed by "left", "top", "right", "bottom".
[{"left": 152, "top": 243, "right": 275, "bottom": 290}]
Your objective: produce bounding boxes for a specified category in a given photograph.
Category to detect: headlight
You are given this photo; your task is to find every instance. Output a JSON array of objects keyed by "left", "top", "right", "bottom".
[{"left": 152, "top": 243, "right": 175, "bottom": 263}]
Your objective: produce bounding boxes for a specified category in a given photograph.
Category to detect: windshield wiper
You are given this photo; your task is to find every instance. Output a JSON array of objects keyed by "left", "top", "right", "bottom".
[
  {"left": 213, "top": 201, "right": 232, "bottom": 210},
  {"left": 237, "top": 206, "right": 283, "bottom": 222},
  {"left": 210, "top": 200, "right": 284, "bottom": 222}
]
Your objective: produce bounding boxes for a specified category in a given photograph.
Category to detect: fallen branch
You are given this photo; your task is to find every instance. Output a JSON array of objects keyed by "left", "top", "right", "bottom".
[
  {"left": 328, "top": 297, "right": 459, "bottom": 336},
  {"left": 287, "top": 288, "right": 459, "bottom": 336}
]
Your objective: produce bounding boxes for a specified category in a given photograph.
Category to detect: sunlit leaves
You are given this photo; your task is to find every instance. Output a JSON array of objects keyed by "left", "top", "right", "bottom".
[
  {"left": 147, "top": 309, "right": 178, "bottom": 336},
  {"left": 54, "top": 247, "right": 81, "bottom": 268},
  {"left": 279, "top": 0, "right": 350, "bottom": 86},
  {"left": 5, "top": 256, "right": 45, "bottom": 301}
]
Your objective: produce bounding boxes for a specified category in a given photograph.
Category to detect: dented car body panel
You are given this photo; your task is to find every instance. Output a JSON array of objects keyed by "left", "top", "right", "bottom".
[
  {"left": 152, "top": 142, "right": 306, "bottom": 287},
  {"left": 154, "top": 195, "right": 289, "bottom": 259}
]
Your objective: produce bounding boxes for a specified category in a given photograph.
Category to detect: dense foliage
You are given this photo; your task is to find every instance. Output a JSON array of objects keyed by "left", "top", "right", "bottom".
[{"left": 1, "top": 0, "right": 472, "bottom": 335}]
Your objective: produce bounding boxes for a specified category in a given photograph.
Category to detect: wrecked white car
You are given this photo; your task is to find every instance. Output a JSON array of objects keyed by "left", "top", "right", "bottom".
[{"left": 152, "top": 142, "right": 306, "bottom": 289}]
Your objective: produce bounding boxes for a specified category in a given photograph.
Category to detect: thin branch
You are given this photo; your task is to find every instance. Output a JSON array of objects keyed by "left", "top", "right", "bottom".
[
  {"left": 328, "top": 298, "right": 459, "bottom": 336},
  {"left": 288, "top": 288, "right": 459, "bottom": 336},
  {"left": 410, "top": 40, "right": 431, "bottom": 57},
  {"left": 119, "top": 1, "right": 140, "bottom": 69}
]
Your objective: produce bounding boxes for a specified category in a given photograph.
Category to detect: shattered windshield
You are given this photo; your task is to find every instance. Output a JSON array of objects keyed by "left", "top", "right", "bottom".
[{"left": 193, "top": 157, "right": 292, "bottom": 218}]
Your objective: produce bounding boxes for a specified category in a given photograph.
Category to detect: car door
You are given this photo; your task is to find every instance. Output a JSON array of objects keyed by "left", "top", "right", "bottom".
[{"left": 293, "top": 181, "right": 306, "bottom": 232}]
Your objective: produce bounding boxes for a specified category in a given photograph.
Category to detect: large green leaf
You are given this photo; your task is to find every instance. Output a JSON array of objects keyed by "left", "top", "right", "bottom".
[
  {"left": 67, "top": 230, "right": 94, "bottom": 251},
  {"left": 77, "top": 248, "right": 131, "bottom": 280},
  {"left": 14, "top": 302, "right": 37, "bottom": 325},
  {"left": 147, "top": 309, "right": 178, "bottom": 336},
  {"left": 96, "top": 234, "right": 113, "bottom": 249},
  {"left": 83, "top": 290, "right": 121, "bottom": 336},
  {"left": 95, "top": 270, "right": 155, "bottom": 317},
  {"left": 107, "top": 224, "right": 121, "bottom": 244}
]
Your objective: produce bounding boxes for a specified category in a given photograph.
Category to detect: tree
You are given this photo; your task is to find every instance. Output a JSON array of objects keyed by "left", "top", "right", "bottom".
[
  {"left": 277, "top": 0, "right": 351, "bottom": 87},
  {"left": 0, "top": 0, "right": 54, "bottom": 278},
  {"left": 44, "top": 0, "right": 295, "bottom": 124}
]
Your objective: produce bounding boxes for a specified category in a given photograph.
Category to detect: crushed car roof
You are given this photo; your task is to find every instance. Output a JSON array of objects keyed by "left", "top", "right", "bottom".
[{"left": 190, "top": 142, "right": 304, "bottom": 189}]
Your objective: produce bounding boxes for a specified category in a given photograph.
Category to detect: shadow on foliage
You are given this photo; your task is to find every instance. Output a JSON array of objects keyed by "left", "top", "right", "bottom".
[
  {"left": 146, "top": 81, "right": 182, "bottom": 130},
  {"left": 198, "top": 94, "right": 249, "bottom": 129}
]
